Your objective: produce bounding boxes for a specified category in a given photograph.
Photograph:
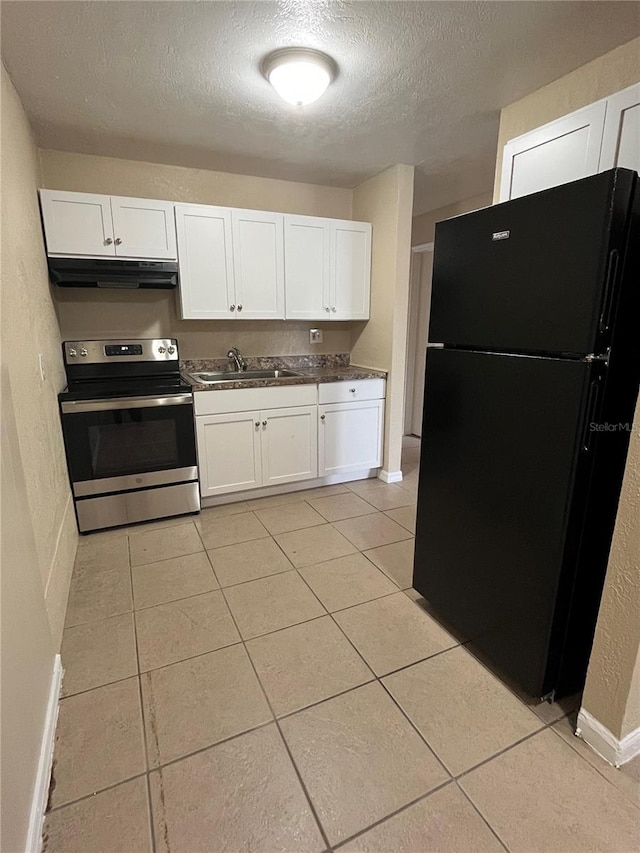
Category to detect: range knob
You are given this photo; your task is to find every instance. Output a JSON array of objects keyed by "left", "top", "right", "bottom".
[
  {"left": 167, "top": 346, "right": 176, "bottom": 355},
  {"left": 158, "top": 346, "right": 166, "bottom": 354},
  {"left": 80, "top": 348, "right": 88, "bottom": 358},
  {"left": 68, "top": 348, "right": 77, "bottom": 358}
]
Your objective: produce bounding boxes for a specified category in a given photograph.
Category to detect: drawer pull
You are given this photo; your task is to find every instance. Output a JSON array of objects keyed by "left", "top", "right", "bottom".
[
  {"left": 254, "top": 421, "right": 260, "bottom": 428},
  {"left": 320, "top": 414, "right": 326, "bottom": 420},
  {"left": 262, "top": 420, "right": 267, "bottom": 426},
  {"left": 230, "top": 304, "right": 236, "bottom": 311},
  {"left": 349, "top": 388, "right": 356, "bottom": 393}
]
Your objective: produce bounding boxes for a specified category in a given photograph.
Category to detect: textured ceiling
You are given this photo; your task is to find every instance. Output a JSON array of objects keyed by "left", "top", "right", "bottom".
[{"left": 2, "top": 1, "right": 639, "bottom": 214}]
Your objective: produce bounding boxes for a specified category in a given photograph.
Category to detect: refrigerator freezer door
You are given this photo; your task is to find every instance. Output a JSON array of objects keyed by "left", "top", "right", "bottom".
[
  {"left": 429, "top": 169, "right": 635, "bottom": 356},
  {"left": 413, "top": 348, "right": 594, "bottom": 697}
]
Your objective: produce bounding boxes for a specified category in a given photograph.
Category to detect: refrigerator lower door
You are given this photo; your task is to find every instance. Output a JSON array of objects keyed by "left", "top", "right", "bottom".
[{"left": 413, "top": 348, "right": 594, "bottom": 697}]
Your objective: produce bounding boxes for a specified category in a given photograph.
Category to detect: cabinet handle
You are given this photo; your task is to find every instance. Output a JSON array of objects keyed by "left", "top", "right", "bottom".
[
  {"left": 262, "top": 420, "right": 267, "bottom": 426},
  {"left": 104, "top": 238, "right": 113, "bottom": 245},
  {"left": 320, "top": 414, "right": 326, "bottom": 420},
  {"left": 349, "top": 388, "right": 356, "bottom": 393},
  {"left": 114, "top": 238, "right": 122, "bottom": 245},
  {"left": 325, "top": 306, "right": 330, "bottom": 312},
  {"left": 254, "top": 421, "right": 260, "bottom": 428},
  {"left": 230, "top": 304, "right": 236, "bottom": 311},
  {"left": 331, "top": 306, "right": 337, "bottom": 312},
  {"left": 237, "top": 304, "right": 243, "bottom": 311}
]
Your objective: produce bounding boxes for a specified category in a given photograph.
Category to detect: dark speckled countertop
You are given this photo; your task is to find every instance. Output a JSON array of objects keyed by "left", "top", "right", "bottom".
[{"left": 181, "top": 353, "right": 387, "bottom": 391}]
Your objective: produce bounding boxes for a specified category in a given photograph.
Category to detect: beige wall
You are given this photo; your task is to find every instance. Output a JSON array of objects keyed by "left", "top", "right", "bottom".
[
  {"left": 351, "top": 165, "right": 414, "bottom": 475},
  {"left": 493, "top": 40, "right": 640, "bottom": 741},
  {"left": 1, "top": 67, "right": 77, "bottom": 646},
  {"left": 54, "top": 290, "right": 353, "bottom": 361},
  {"left": 41, "top": 149, "right": 355, "bottom": 358},
  {"left": 0, "top": 65, "right": 74, "bottom": 851},
  {"left": 494, "top": 37, "right": 640, "bottom": 201},
  {"left": 582, "top": 397, "right": 640, "bottom": 740},
  {"left": 411, "top": 192, "right": 492, "bottom": 247},
  {"left": 40, "top": 149, "right": 353, "bottom": 218}
]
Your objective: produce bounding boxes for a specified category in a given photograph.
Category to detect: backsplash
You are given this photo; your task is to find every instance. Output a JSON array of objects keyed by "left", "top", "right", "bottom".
[{"left": 53, "top": 288, "right": 357, "bottom": 358}]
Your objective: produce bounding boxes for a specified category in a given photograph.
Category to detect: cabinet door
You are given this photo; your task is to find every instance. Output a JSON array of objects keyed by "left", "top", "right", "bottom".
[
  {"left": 232, "top": 210, "right": 285, "bottom": 319},
  {"left": 318, "top": 400, "right": 384, "bottom": 476},
  {"left": 196, "top": 412, "right": 262, "bottom": 497},
  {"left": 261, "top": 406, "right": 318, "bottom": 486},
  {"left": 600, "top": 83, "right": 640, "bottom": 173},
  {"left": 176, "top": 205, "right": 235, "bottom": 320},
  {"left": 39, "top": 189, "right": 115, "bottom": 256},
  {"left": 331, "top": 220, "right": 371, "bottom": 320},
  {"left": 499, "top": 101, "right": 607, "bottom": 201},
  {"left": 284, "top": 215, "right": 331, "bottom": 319},
  {"left": 110, "top": 196, "right": 177, "bottom": 259}
]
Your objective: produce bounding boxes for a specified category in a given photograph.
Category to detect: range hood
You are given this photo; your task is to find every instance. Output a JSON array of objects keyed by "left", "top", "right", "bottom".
[{"left": 48, "top": 258, "right": 179, "bottom": 289}]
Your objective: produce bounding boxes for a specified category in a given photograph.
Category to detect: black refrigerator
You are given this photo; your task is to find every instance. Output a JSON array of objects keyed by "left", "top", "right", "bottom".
[{"left": 413, "top": 168, "right": 640, "bottom": 700}]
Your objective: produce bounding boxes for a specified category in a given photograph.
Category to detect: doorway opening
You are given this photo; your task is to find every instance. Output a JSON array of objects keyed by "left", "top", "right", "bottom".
[{"left": 404, "top": 242, "right": 434, "bottom": 438}]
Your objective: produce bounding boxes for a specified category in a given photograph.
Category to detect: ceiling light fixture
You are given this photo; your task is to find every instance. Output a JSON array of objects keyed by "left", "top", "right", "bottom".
[{"left": 262, "top": 47, "right": 337, "bottom": 107}]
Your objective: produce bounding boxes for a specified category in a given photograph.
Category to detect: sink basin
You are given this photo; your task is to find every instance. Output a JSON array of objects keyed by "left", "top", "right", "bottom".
[{"left": 188, "top": 369, "right": 302, "bottom": 384}]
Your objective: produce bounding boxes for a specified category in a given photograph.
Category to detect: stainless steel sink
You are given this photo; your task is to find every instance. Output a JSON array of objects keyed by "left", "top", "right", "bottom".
[{"left": 188, "top": 369, "right": 302, "bottom": 384}]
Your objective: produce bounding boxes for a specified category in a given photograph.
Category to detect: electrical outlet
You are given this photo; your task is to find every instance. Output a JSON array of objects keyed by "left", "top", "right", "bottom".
[
  {"left": 38, "top": 353, "right": 46, "bottom": 382},
  {"left": 310, "top": 329, "right": 323, "bottom": 344}
]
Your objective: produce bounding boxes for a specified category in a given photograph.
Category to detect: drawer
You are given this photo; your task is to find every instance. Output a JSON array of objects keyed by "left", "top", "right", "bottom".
[
  {"left": 318, "top": 379, "right": 385, "bottom": 405},
  {"left": 194, "top": 384, "right": 317, "bottom": 415}
]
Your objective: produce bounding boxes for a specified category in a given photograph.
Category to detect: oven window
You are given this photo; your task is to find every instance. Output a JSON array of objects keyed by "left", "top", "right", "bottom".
[
  {"left": 88, "top": 419, "right": 179, "bottom": 478},
  {"left": 60, "top": 402, "right": 197, "bottom": 486}
]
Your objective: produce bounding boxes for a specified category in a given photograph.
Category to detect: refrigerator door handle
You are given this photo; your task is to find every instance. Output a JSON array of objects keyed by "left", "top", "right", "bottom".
[
  {"left": 581, "top": 381, "right": 600, "bottom": 453},
  {"left": 599, "top": 249, "right": 619, "bottom": 334}
]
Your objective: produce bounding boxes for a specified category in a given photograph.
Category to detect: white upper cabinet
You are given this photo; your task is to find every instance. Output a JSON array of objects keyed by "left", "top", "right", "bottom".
[
  {"left": 331, "top": 220, "right": 371, "bottom": 320},
  {"left": 499, "top": 102, "right": 607, "bottom": 202},
  {"left": 39, "top": 189, "right": 177, "bottom": 259},
  {"left": 232, "top": 210, "right": 285, "bottom": 320},
  {"left": 284, "top": 215, "right": 332, "bottom": 319},
  {"left": 175, "top": 205, "right": 234, "bottom": 320},
  {"left": 499, "top": 83, "right": 640, "bottom": 203},
  {"left": 283, "top": 216, "right": 371, "bottom": 320},
  {"left": 110, "top": 196, "right": 177, "bottom": 259},
  {"left": 39, "top": 190, "right": 115, "bottom": 256},
  {"left": 599, "top": 83, "right": 640, "bottom": 174}
]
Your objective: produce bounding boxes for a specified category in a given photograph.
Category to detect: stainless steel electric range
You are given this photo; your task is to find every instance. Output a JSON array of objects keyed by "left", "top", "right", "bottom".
[{"left": 58, "top": 338, "right": 200, "bottom": 533}]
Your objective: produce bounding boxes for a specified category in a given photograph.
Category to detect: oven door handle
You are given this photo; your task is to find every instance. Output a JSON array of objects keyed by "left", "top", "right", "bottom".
[{"left": 61, "top": 394, "right": 193, "bottom": 414}]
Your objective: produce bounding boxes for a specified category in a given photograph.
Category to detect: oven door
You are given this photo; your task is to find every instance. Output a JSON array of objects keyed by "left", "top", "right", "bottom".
[{"left": 60, "top": 394, "right": 197, "bottom": 497}]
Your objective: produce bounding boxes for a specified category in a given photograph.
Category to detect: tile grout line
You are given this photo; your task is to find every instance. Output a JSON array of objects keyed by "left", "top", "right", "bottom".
[
  {"left": 453, "top": 780, "right": 511, "bottom": 852},
  {"left": 215, "top": 580, "right": 334, "bottom": 853},
  {"left": 330, "top": 778, "right": 455, "bottom": 851},
  {"left": 126, "top": 531, "right": 159, "bottom": 853},
  {"left": 546, "top": 721, "right": 640, "bottom": 811}
]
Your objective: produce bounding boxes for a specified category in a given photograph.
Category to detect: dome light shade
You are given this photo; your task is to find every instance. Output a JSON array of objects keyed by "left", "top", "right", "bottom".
[{"left": 262, "top": 48, "right": 337, "bottom": 107}]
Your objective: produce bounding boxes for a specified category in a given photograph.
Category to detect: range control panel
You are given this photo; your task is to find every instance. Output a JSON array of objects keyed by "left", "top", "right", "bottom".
[{"left": 63, "top": 339, "right": 178, "bottom": 364}]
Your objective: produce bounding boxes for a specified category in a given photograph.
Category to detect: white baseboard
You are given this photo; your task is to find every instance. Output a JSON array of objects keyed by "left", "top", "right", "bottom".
[
  {"left": 26, "top": 654, "right": 63, "bottom": 853},
  {"left": 201, "top": 468, "right": 380, "bottom": 507},
  {"left": 576, "top": 708, "right": 640, "bottom": 768},
  {"left": 379, "top": 470, "right": 403, "bottom": 484}
]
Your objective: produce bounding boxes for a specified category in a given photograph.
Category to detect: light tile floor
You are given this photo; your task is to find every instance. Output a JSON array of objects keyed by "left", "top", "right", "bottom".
[{"left": 45, "top": 437, "right": 640, "bottom": 852}]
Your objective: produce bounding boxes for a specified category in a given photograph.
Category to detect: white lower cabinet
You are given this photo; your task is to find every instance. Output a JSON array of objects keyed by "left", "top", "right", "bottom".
[
  {"left": 195, "top": 380, "right": 385, "bottom": 498},
  {"left": 318, "top": 399, "right": 384, "bottom": 476},
  {"left": 261, "top": 406, "right": 318, "bottom": 486},
  {"left": 196, "top": 411, "right": 262, "bottom": 497}
]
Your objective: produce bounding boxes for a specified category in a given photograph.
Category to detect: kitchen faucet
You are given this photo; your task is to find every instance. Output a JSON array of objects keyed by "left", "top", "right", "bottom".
[{"left": 227, "top": 347, "right": 246, "bottom": 372}]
